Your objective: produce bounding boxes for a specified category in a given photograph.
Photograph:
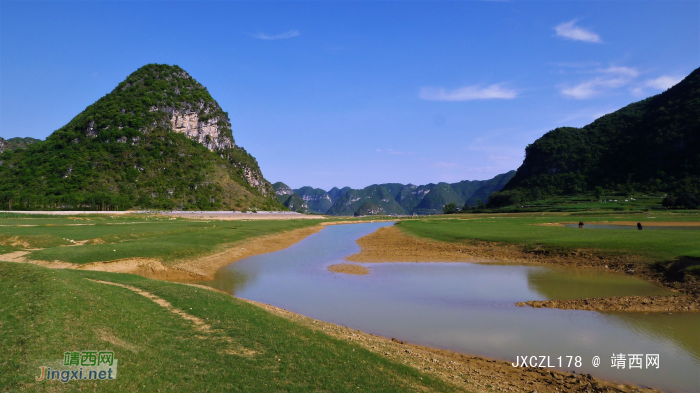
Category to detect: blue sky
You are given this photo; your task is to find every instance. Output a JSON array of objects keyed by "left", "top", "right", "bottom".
[{"left": 1, "top": 1, "right": 697, "bottom": 190}]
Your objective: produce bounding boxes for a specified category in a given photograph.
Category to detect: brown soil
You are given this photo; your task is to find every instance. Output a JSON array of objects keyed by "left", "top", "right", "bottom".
[
  {"left": 327, "top": 263, "right": 370, "bottom": 275},
  {"left": 517, "top": 295, "right": 700, "bottom": 312},
  {"left": 246, "top": 299, "right": 659, "bottom": 393},
  {"left": 346, "top": 225, "right": 700, "bottom": 309}
]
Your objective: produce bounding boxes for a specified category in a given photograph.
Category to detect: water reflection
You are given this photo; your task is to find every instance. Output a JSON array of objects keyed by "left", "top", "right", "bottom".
[{"left": 198, "top": 222, "right": 700, "bottom": 392}]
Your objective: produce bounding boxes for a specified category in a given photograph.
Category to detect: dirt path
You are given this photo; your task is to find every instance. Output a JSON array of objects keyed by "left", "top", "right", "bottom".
[
  {"left": 345, "top": 225, "right": 699, "bottom": 312},
  {"left": 87, "top": 279, "right": 256, "bottom": 356}
]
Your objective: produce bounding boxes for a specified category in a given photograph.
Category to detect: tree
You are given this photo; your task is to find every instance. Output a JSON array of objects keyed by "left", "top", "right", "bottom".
[
  {"left": 443, "top": 203, "right": 457, "bottom": 214},
  {"left": 594, "top": 186, "right": 604, "bottom": 200},
  {"left": 675, "top": 193, "right": 699, "bottom": 209}
]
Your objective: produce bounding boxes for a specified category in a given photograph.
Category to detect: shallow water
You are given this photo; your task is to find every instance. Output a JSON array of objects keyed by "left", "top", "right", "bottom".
[{"left": 202, "top": 222, "right": 700, "bottom": 392}]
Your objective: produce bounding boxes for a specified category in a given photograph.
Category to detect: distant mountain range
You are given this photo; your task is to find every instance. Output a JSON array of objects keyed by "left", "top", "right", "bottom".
[{"left": 273, "top": 171, "right": 515, "bottom": 216}]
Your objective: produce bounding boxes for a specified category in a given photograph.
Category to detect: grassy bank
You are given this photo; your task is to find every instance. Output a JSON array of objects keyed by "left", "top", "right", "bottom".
[
  {"left": 398, "top": 213, "right": 700, "bottom": 278},
  {"left": 1, "top": 262, "right": 462, "bottom": 392},
  {"left": 0, "top": 215, "right": 320, "bottom": 265}
]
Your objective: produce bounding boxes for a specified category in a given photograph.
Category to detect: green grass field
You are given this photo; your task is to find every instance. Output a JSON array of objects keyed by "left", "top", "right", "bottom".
[
  {"left": 0, "top": 215, "right": 321, "bottom": 265},
  {"left": 399, "top": 213, "right": 700, "bottom": 263},
  {"left": 1, "top": 262, "right": 463, "bottom": 392}
]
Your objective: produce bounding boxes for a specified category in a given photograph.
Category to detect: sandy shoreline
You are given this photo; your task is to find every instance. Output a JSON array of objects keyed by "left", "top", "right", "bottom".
[
  {"left": 243, "top": 299, "right": 658, "bottom": 393},
  {"left": 345, "top": 225, "right": 700, "bottom": 311},
  {"left": 327, "top": 263, "right": 370, "bottom": 275}
]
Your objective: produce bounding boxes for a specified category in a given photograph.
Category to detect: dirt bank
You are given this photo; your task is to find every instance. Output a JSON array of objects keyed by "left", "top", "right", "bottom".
[
  {"left": 517, "top": 295, "right": 700, "bottom": 312},
  {"left": 346, "top": 225, "right": 700, "bottom": 309},
  {"left": 4, "top": 225, "right": 324, "bottom": 281},
  {"left": 245, "top": 299, "right": 659, "bottom": 393},
  {"left": 327, "top": 263, "right": 369, "bottom": 275}
]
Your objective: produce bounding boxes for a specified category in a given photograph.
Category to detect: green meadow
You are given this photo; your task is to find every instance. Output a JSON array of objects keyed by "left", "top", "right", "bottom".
[
  {"left": 398, "top": 213, "right": 700, "bottom": 271},
  {"left": 0, "top": 214, "right": 320, "bottom": 265},
  {"left": 1, "top": 262, "right": 463, "bottom": 392}
]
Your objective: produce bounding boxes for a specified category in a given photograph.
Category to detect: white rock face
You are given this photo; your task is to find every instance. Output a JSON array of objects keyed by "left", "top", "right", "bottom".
[
  {"left": 169, "top": 110, "right": 234, "bottom": 151},
  {"left": 275, "top": 185, "right": 294, "bottom": 196},
  {"left": 0, "top": 137, "right": 5, "bottom": 154}
]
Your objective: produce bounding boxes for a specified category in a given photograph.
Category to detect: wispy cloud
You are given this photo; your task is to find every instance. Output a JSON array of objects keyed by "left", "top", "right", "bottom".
[
  {"left": 420, "top": 84, "right": 518, "bottom": 101},
  {"left": 432, "top": 162, "right": 458, "bottom": 168},
  {"left": 555, "top": 20, "right": 601, "bottom": 43},
  {"left": 559, "top": 66, "right": 639, "bottom": 99},
  {"left": 630, "top": 75, "right": 683, "bottom": 96},
  {"left": 247, "top": 30, "right": 300, "bottom": 40}
]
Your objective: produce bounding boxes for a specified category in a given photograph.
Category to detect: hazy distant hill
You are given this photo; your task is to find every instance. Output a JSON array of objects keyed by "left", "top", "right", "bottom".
[
  {"left": 273, "top": 182, "right": 309, "bottom": 213},
  {"left": 328, "top": 186, "right": 352, "bottom": 203},
  {"left": 0, "top": 137, "right": 42, "bottom": 153},
  {"left": 499, "top": 67, "right": 700, "bottom": 204},
  {"left": 0, "top": 64, "right": 281, "bottom": 211},
  {"left": 293, "top": 187, "right": 333, "bottom": 214},
  {"left": 293, "top": 171, "right": 515, "bottom": 216}
]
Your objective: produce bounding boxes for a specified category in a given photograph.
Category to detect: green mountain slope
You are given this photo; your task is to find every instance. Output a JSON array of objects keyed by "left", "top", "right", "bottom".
[
  {"left": 327, "top": 186, "right": 351, "bottom": 203},
  {"left": 502, "top": 67, "right": 700, "bottom": 201},
  {"left": 465, "top": 171, "right": 516, "bottom": 206},
  {"left": 293, "top": 187, "right": 333, "bottom": 214},
  {"left": 354, "top": 201, "right": 384, "bottom": 216},
  {"left": 326, "top": 185, "right": 408, "bottom": 216},
  {"left": 0, "top": 64, "right": 280, "bottom": 211},
  {"left": 412, "top": 183, "right": 465, "bottom": 215},
  {"left": 273, "top": 182, "right": 308, "bottom": 213}
]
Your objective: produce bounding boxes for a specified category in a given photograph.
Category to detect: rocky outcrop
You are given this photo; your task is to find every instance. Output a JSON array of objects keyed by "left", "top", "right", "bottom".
[
  {"left": 0, "top": 137, "right": 4, "bottom": 154},
  {"left": 273, "top": 182, "right": 294, "bottom": 196},
  {"left": 163, "top": 104, "right": 234, "bottom": 152}
]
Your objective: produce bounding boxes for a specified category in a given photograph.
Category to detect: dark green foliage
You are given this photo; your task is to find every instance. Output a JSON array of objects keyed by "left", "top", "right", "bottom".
[
  {"left": 675, "top": 193, "right": 699, "bottom": 209},
  {"left": 595, "top": 186, "right": 605, "bottom": 200},
  {"left": 504, "top": 67, "right": 700, "bottom": 201},
  {"left": 0, "top": 64, "right": 281, "bottom": 211},
  {"left": 443, "top": 202, "right": 458, "bottom": 214},
  {"left": 487, "top": 190, "right": 525, "bottom": 208}
]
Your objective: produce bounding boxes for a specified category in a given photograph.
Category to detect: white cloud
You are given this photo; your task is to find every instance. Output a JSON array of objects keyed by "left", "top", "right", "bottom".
[
  {"left": 559, "top": 66, "right": 640, "bottom": 99},
  {"left": 554, "top": 20, "right": 601, "bottom": 43},
  {"left": 247, "top": 30, "right": 300, "bottom": 40},
  {"left": 630, "top": 75, "right": 683, "bottom": 96},
  {"left": 420, "top": 84, "right": 518, "bottom": 101}
]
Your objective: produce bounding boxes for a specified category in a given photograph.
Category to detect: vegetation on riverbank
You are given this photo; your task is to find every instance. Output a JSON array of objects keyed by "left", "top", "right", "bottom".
[
  {"left": 1, "top": 262, "right": 461, "bottom": 392},
  {"left": 397, "top": 213, "right": 700, "bottom": 285}
]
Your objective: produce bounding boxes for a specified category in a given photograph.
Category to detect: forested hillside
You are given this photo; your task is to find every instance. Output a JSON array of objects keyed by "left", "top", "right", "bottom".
[
  {"left": 0, "top": 64, "right": 281, "bottom": 211},
  {"left": 496, "top": 67, "right": 700, "bottom": 207}
]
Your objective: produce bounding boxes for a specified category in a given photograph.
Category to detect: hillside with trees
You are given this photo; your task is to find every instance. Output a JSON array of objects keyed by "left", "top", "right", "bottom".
[
  {"left": 493, "top": 67, "right": 700, "bottom": 208},
  {"left": 0, "top": 64, "right": 281, "bottom": 211}
]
